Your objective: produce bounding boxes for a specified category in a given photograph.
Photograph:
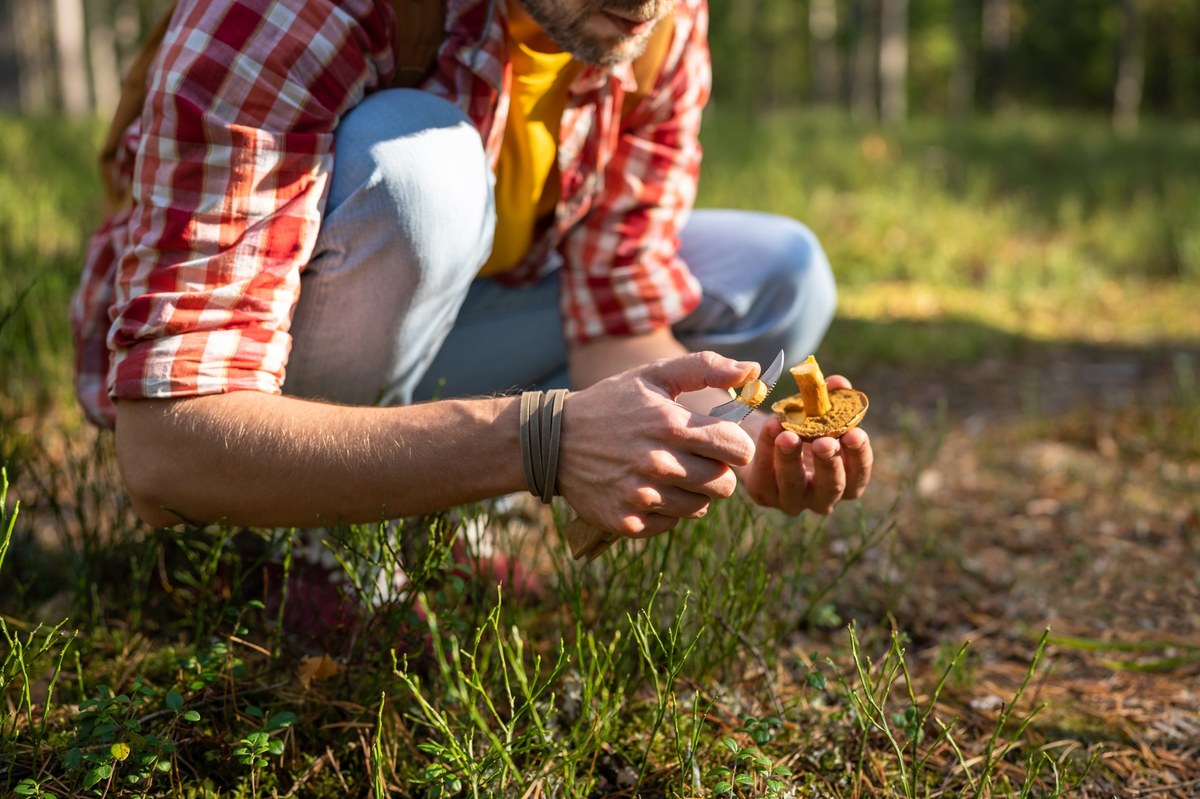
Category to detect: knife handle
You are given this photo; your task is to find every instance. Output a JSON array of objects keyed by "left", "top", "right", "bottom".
[{"left": 563, "top": 517, "right": 618, "bottom": 562}]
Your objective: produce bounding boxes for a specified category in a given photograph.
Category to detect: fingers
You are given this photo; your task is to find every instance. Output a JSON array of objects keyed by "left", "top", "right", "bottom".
[
  {"left": 804, "top": 437, "right": 847, "bottom": 515},
  {"left": 840, "top": 427, "right": 873, "bottom": 500},
  {"left": 641, "top": 351, "right": 759, "bottom": 398},
  {"left": 825, "top": 374, "right": 853, "bottom": 391},
  {"left": 740, "top": 414, "right": 871, "bottom": 516}
]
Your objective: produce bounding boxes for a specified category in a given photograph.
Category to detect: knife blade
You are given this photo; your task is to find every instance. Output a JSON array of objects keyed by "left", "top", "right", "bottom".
[{"left": 707, "top": 349, "right": 786, "bottom": 424}]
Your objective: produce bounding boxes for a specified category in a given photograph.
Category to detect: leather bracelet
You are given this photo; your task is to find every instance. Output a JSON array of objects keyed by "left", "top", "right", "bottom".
[
  {"left": 519, "top": 390, "right": 542, "bottom": 499},
  {"left": 519, "top": 389, "right": 568, "bottom": 504},
  {"left": 541, "top": 389, "right": 567, "bottom": 504}
]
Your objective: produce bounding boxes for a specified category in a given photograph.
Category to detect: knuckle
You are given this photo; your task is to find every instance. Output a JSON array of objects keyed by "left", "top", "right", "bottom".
[
  {"left": 660, "top": 409, "right": 691, "bottom": 439},
  {"left": 647, "top": 450, "right": 681, "bottom": 478}
]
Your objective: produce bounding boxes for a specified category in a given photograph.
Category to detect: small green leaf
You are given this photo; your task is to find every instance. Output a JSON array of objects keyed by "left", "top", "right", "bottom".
[
  {"left": 13, "top": 780, "right": 37, "bottom": 796},
  {"left": 771, "top": 765, "right": 793, "bottom": 777},
  {"left": 735, "top": 772, "right": 754, "bottom": 786},
  {"left": 165, "top": 690, "right": 183, "bottom": 711},
  {"left": 713, "top": 781, "right": 733, "bottom": 795},
  {"left": 268, "top": 711, "right": 297, "bottom": 730},
  {"left": 181, "top": 710, "right": 201, "bottom": 722},
  {"left": 721, "top": 737, "right": 740, "bottom": 754},
  {"left": 83, "top": 764, "right": 113, "bottom": 789}
]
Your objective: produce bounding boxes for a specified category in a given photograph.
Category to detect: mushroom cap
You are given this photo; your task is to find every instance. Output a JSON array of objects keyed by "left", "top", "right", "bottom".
[{"left": 771, "top": 388, "right": 869, "bottom": 441}]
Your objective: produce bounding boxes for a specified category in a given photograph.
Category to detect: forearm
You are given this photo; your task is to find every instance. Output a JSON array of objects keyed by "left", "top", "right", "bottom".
[{"left": 115, "top": 392, "right": 525, "bottom": 528}]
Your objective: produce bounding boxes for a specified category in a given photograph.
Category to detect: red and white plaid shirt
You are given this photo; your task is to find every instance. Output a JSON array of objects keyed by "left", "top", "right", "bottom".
[{"left": 71, "top": 0, "right": 711, "bottom": 428}]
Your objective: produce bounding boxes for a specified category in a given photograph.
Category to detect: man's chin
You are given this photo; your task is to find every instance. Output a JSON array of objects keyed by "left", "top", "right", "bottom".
[{"left": 571, "top": 22, "right": 654, "bottom": 65}]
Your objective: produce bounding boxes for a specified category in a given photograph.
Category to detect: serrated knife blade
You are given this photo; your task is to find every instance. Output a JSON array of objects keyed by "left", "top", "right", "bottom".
[{"left": 707, "top": 349, "right": 786, "bottom": 424}]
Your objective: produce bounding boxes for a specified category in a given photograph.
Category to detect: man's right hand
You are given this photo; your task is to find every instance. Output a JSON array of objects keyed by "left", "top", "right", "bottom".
[{"left": 555, "top": 351, "right": 759, "bottom": 538}]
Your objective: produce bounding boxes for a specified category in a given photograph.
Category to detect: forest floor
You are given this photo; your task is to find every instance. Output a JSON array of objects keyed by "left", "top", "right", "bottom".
[{"left": 808, "top": 310, "right": 1200, "bottom": 796}]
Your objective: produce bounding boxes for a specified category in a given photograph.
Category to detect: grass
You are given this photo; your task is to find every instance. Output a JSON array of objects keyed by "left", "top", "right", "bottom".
[{"left": 2, "top": 106, "right": 1199, "bottom": 796}]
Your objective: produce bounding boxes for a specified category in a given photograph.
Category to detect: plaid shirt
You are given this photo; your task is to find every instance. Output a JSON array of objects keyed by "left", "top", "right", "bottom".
[{"left": 71, "top": 0, "right": 711, "bottom": 428}]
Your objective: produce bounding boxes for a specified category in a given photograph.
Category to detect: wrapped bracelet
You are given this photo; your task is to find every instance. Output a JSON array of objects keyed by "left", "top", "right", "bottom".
[{"left": 519, "top": 389, "right": 568, "bottom": 503}]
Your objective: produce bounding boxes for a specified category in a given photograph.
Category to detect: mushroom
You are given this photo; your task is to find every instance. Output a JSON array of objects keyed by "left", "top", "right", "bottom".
[{"left": 770, "top": 356, "right": 869, "bottom": 441}]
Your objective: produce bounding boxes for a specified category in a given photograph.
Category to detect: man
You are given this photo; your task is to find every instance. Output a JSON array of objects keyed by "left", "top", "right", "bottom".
[{"left": 71, "top": 0, "right": 873, "bottom": 540}]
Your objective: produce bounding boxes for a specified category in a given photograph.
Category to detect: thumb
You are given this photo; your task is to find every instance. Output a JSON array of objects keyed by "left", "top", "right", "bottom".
[{"left": 639, "top": 351, "right": 759, "bottom": 399}]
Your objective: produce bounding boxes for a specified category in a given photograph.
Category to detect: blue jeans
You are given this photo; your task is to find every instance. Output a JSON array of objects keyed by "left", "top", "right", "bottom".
[{"left": 284, "top": 89, "right": 837, "bottom": 405}]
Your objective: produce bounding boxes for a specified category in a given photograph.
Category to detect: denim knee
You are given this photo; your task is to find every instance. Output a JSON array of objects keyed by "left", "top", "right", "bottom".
[
  {"left": 329, "top": 88, "right": 495, "bottom": 275},
  {"left": 770, "top": 220, "right": 837, "bottom": 360},
  {"left": 676, "top": 211, "right": 838, "bottom": 362}
]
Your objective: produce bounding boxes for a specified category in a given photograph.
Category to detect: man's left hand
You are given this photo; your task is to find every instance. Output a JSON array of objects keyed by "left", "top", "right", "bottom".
[{"left": 736, "top": 375, "right": 874, "bottom": 515}]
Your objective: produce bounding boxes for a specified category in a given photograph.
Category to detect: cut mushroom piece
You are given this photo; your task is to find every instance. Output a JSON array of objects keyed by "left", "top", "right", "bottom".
[{"left": 737, "top": 378, "right": 769, "bottom": 407}]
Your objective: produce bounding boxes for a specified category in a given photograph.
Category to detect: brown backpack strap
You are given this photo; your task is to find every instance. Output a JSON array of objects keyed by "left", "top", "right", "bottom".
[
  {"left": 390, "top": 0, "right": 446, "bottom": 88},
  {"left": 98, "top": 1, "right": 175, "bottom": 216}
]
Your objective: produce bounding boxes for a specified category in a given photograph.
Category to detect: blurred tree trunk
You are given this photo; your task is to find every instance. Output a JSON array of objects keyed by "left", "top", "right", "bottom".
[
  {"left": 88, "top": 0, "right": 122, "bottom": 114},
  {"left": 879, "top": 0, "right": 907, "bottom": 123},
  {"left": 12, "top": 0, "right": 54, "bottom": 112},
  {"left": 1113, "top": 0, "right": 1143, "bottom": 137},
  {"left": 114, "top": 0, "right": 145, "bottom": 74},
  {"left": 948, "top": 0, "right": 975, "bottom": 116},
  {"left": 747, "top": 0, "right": 769, "bottom": 115},
  {"left": 0, "top": 0, "right": 19, "bottom": 109},
  {"left": 809, "top": 0, "right": 839, "bottom": 105},
  {"left": 53, "top": 0, "right": 89, "bottom": 114},
  {"left": 848, "top": 0, "right": 878, "bottom": 121},
  {"left": 981, "top": 0, "right": 1011, "bottom": 108}
]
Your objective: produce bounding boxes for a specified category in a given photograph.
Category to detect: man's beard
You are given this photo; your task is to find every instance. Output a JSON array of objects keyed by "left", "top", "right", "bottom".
[{"left": 516, "top": 0, "right": 673, "bottom": 66}]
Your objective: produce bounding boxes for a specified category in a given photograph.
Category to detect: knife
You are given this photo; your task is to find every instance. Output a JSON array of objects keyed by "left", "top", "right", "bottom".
[{"left": 564, "top": 350, "right": 786, "bottom": 561}]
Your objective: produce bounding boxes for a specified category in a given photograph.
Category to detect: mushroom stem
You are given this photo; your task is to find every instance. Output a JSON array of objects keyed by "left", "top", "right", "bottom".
[{"left": 790, "top": 356, "right": 832, "bottom": 417}]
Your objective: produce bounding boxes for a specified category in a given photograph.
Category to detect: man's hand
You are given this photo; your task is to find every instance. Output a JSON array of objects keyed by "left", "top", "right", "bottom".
[
  {"left": 556, "top": 351, "right": 759, "bottom": 538},
  {"left": 736, "top": 374, "right": 874, "bottom": 515}
]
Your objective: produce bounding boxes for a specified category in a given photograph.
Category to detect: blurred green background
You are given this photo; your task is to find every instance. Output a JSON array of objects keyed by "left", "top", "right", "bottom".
[{"left": 2, "top": 0, "right": 1199, "bottom": 421}]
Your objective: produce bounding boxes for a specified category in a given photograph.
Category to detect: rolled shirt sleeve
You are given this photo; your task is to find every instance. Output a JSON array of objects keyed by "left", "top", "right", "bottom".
[{"left": 107, "top": 0, "right": 391, "bottom": 407}]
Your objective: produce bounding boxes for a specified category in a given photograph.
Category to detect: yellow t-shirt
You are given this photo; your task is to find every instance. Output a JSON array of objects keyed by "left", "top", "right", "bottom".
[{"left": 478, "top": 7, "right": 580, "bottom": 276}]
